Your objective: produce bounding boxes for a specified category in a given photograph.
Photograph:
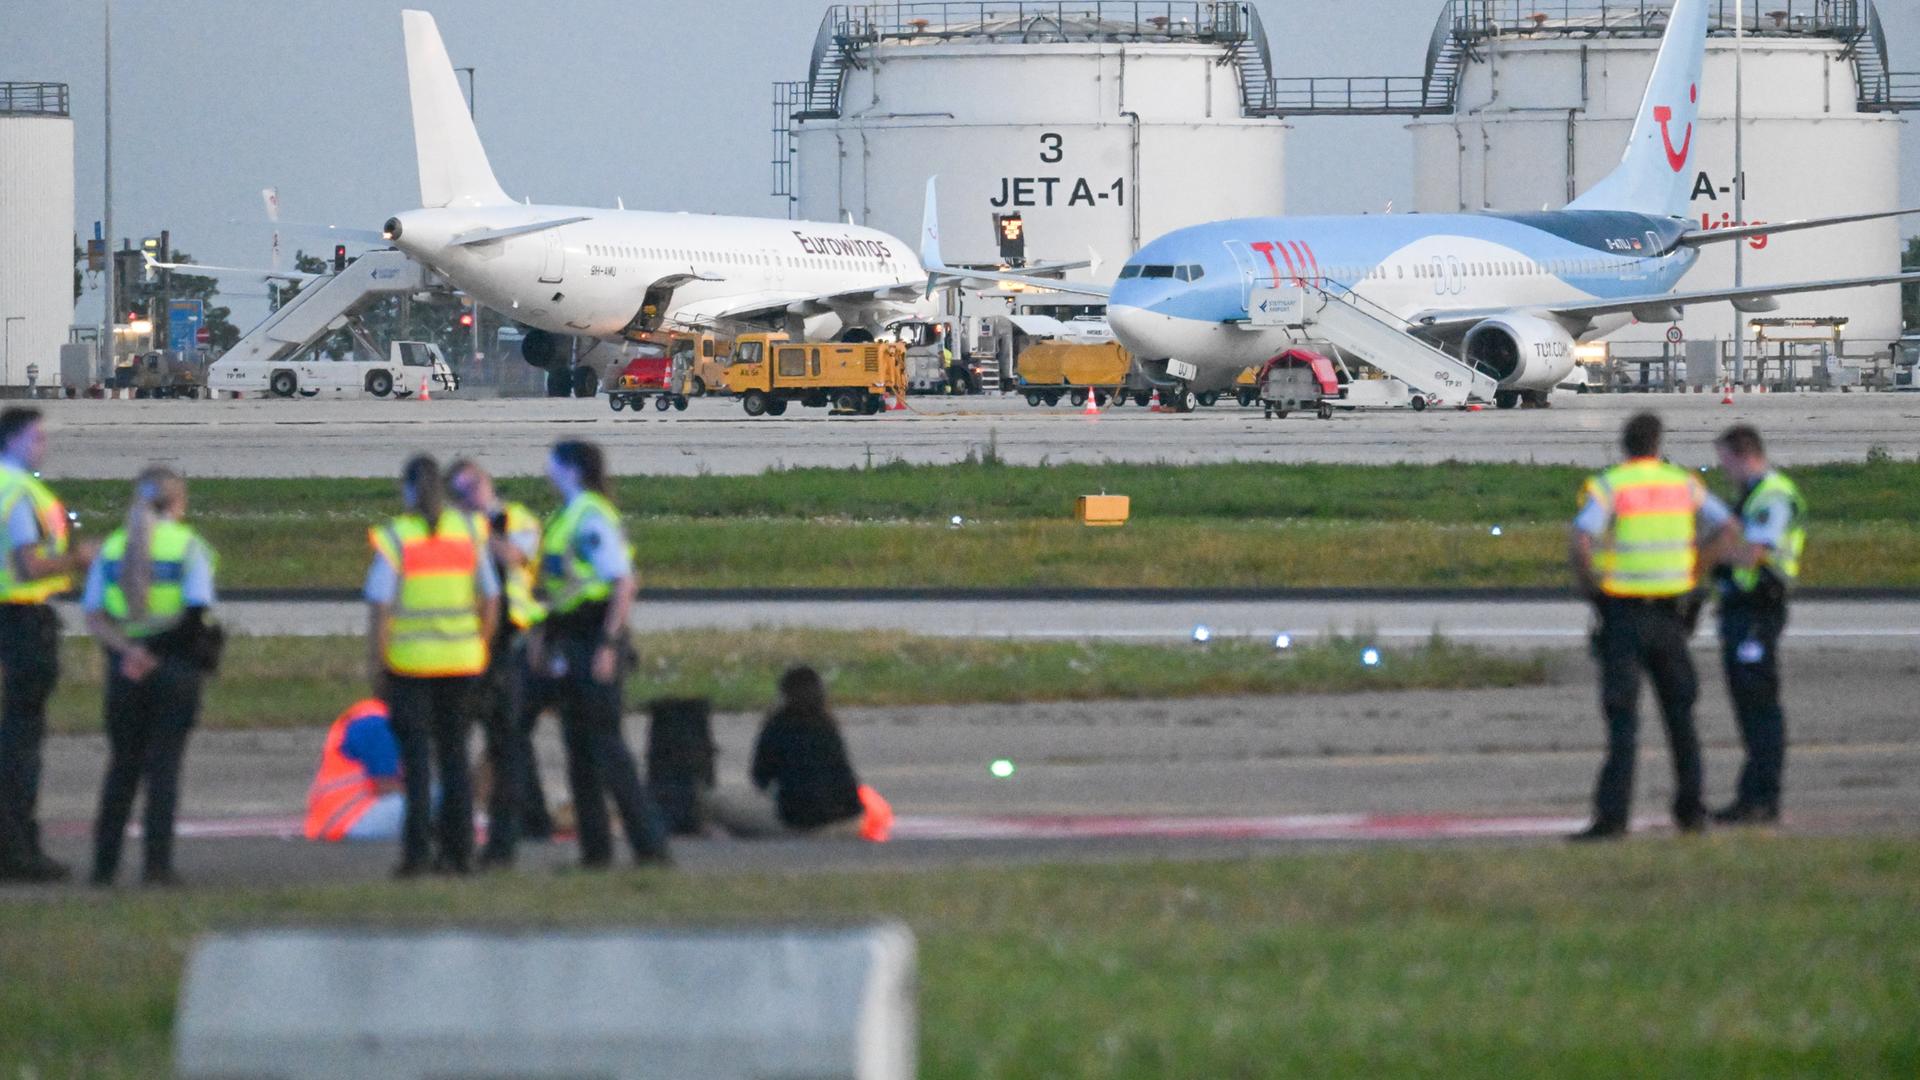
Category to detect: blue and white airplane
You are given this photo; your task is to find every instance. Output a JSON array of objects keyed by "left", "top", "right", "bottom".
[{"left": 992, "top": 0, "right": 1919, "bottom": 409}]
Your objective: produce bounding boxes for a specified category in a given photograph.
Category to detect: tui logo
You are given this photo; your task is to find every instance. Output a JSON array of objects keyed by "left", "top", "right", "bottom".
[{"left": 1653, "top": 84, "right": 1698, "bottom": 173}]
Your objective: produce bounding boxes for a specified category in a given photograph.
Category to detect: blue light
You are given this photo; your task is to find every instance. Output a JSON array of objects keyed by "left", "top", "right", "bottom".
[
  {"left": 1273, "top": 633, "right": 1293, "bottom": 651},
  {"left": 1192, "top": 625, "right": 1212, "bottom": 644},
  {"left": 1361, "top": 647, "right": 1382, "bottom": 667}
]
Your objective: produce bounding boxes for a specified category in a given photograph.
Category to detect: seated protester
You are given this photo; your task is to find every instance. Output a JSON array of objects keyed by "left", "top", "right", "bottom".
[
  {"left": 707, "top": 666, "right": 866, "bottom": 839},
  {"left": 306, "top": 700, "right": 407, "bottom": 842}
]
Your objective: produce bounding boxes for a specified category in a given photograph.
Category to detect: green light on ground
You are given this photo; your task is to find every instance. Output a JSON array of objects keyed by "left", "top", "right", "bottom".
[{"left": 990, "top": 758, "right": 1016, "bottom": 779}]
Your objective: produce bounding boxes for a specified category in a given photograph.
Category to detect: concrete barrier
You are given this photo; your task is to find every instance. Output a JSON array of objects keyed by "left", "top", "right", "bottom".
[{"left": 175, "top": 924, "right": 916, "bottom": 1080}]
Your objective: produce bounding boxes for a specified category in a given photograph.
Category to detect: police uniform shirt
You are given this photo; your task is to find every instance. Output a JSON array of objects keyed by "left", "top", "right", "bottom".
[
  {"left": 1740, "top": 476, "right": 1795, "bottom": 553},
  {"left": 499, "top": 508, "right": 542, "bottom": 565},
  {"left": 79, "top": 541, "right": 217, "bottom": 614},
  {"left": 362, "top": 536, "right": 503, "bottom": 604},
  {"left": 6, "top": 491, "right": 43, "bottom": 558},
  {"left": 570, "top": 501, "right": 633, "bottom": 583},
  {"left": 1572, "top": 480, "right": 1734, "bottom": 540}
]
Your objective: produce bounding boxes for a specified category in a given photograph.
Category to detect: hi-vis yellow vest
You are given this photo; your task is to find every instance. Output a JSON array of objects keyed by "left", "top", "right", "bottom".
[
  {"left": 371, "top": 510, "right": 489, "bottom": 678},
  {"left": 1732, "top": 470, "right": 1806, "bottom": 593},
  {"left": 497, "top": 501, "right": 546, "bottom": 631},
  {"left": 1584, "top": 458, "right": 1703, "bottom": 599},
  {"left": 100, "top": 521, "right": 214, "bottom": 638},
  {"left": 539, "top": 492, "right": 621, "bottom": 616},
  {"left": 0, "top": 464, "right": 71, "bottom": 604}
]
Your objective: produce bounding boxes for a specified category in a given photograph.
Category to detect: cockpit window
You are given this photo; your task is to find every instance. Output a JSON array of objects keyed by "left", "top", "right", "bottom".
[
  {"left": 1118, "top": 265, "right": 1142, "bottom": 279},
  {"left": 1176, "top": 265, "right": 1205, "bottom": 282},
  {"left": 1140, "top": 265, "right": 1176, "bottom": 279}
]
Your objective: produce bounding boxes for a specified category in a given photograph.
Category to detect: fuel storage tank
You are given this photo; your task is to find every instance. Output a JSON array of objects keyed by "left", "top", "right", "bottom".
[
  {"left": 0, "top": 82, "right": 75, "bottom": 391},
  {"left": 781, "top": 3, "right": 1290, "bottom": 270},
  {"left": 1409, "top": 1, "right": 1908, "bottom": 348}
]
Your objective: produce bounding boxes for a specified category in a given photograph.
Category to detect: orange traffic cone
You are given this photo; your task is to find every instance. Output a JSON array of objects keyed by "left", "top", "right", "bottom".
[
  {"left": 1720, "top": 384, "right": 1734, "bottom": 405},
  {"left": 418, "top": 373, "right": 432, "bottom": 402},
  {"left": 1082, "top": 391, "right": 1100, "bottom": 417},
  {"left": 889, "top": 390, "right": 907, "bottom": 411},
  {"left": 1149, "top": 389, "right": 1163, "bottom": 413}
]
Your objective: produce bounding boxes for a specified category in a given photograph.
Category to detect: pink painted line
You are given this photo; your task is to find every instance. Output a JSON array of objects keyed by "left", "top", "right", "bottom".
[{"left": 61, "top": 812, "right": 1606, "bottom": 844}]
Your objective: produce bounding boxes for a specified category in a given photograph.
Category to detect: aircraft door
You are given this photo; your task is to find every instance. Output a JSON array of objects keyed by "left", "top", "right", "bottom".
[
  {"left": 1226, "top": 242, "right": 1266, "bottom": 312},
  {"left": 539, "top": 230, "right": 566, "bottom": 284}
]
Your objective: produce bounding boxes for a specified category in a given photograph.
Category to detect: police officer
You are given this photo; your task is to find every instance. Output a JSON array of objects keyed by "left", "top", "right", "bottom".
[
  {"left": 82, "top": 467, "right": 216, "bottom": 887},
  {"left": 366, "top": 455, "right": 500, "bottom": 877},
  {"left": 447, "top": 459, "right": 555, "bottom": 867},
  {"left": 1710, "top": 425, "right": 1804, "bottom": 825},
  {"left": 534, "top": 440, "right": 669, "bottom": 869},
  {"left": 0, "top": 408, "right": 98, "bottom": 883},
  {"left": 1569, "top": 412, "right": 1733, "bottom": 841}
]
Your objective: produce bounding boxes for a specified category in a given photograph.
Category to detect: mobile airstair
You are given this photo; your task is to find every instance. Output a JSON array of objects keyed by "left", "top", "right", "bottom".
[
  {"left": 1250, "top": 283, "right": 1499, "bottom": 407},
  {"left": 217, "top": 249, "right": 434, "bottom": 367}
]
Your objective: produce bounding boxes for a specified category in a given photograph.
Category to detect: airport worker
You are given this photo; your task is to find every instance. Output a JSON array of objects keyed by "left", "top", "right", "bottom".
[
  {"left": 1567, "top": 411, "right": 1734, "bottom": 842},
  {"left": 0, "top": 407, "right": 98, "bottom": 883},
  {"left": 305, "top": 699, "right": 408, "bottom": 843},
  {"left": 533, "top": 439, "right": 670, "bottom": 869},
  {"left": 366, "top": 455, "right": 500, "bottom": 877},
  {"left": 1709, "top": 425, "right": 1805, "bottom": 826},
  {"left": 83, "top": 467, "right": 218, "bottom": 887},
  {"left": 447, "top": 458, "right": 556, "bottom": 867}
]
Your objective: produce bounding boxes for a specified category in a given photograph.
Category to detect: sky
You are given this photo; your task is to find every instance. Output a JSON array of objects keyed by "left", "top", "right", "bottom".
[{"left": 4, "top": 0, "right": 1916, "bottom": 326}]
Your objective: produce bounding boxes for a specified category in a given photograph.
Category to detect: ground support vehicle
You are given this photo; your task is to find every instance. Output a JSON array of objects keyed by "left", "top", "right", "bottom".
[
  {"left": 667, "top": 331, "right": 733, "bottom": 397},
  {"left": 1255, "top": 349, "right": 1343, "bottom": 420},
  {"left": 606, "top": 342, "right": 690, "bottom": 413},
  {"left": 726, "top": 335, "right": 907, "bottom": 418},
  {"left": 1337, "top": 376, "right": 1438, "bottom": 413},
  {"left": 1014, "top": 342, "right": 1133, "bottom": 408},
  {"left": 114, "top": 351, "right": 205, "bottom": 399},
  {"left": 208, "top": 340, "right": 458, "bottom": 399}
]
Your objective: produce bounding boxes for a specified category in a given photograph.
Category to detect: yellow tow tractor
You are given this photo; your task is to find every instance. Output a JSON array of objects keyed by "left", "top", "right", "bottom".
[
  {"left": 726, "top": 334, "right": 908, "bottom": 418},
  {"left": 667, "top": 331, "right": 733, "bottom": 397}
]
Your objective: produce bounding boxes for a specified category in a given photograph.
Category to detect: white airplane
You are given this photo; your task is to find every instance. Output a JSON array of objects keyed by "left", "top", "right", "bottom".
[
  {"left": 382, "top": 10, "right": 937, "bottom": 372},
  {"left": 1074, "top": 0, "right": 1920, "bottom": 408}
]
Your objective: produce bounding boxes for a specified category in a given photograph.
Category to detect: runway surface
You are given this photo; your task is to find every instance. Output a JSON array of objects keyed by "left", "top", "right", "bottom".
[
  {"left": 13, "top": 645, "right": 1915, "bottom": 889},
  {"left": 34, "top": 389, "right": 1920, "bottom": 478},
  {"left": 59, "top": 595, "right": 1920, "bottom": 649}
]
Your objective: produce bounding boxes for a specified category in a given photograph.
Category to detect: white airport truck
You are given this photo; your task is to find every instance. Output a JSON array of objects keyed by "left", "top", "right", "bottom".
[{"left": 207, "top": 341, "right": 459, "bottom": 399}]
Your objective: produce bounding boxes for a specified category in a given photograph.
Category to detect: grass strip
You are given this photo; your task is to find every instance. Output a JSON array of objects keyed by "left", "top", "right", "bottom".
[
  {"left": 2, "top": 839, "right": 1913, "bottom": 1077},
  {"left": 44, "top": 461, "right": 1916, "bottom": 591},
  {"left": 47, "top": 629, "right": 1548, "bottom": 736}
]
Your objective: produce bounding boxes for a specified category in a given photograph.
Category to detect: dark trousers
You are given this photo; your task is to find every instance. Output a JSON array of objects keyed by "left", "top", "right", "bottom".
[
  {"left": 385, "top": 673, "right": 478, "bottom": 872},
  {"left": 1591, "top": 598, "right": 1705, "bottom": 828},
  {"left": 91, "top": 652, "right": 200, "bottom": 882},
  {"left": 1720, "top": 598, "right": 1789, "bottom": 813},
  {"left": 478, "top": 636, "right": 553, "bottom": 860},
  {"left": 0, "top": 603, "right": 60, "bottom": 864},
  {"left": 537, "top": 634, "right": 668, "bottom": 865}
]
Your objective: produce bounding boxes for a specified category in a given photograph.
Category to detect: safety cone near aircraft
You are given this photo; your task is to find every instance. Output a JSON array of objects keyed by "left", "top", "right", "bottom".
[
  {"left": 1083, "top": 391, "right": 1100, "bottom": 417},
  {"left": 889, "top": 391, "right": 907, "bottom": 412},
  {"left": 1149, "top": 389, "right": 1163, "bottom": 413},
  {"left": 1721, "top": 384, "right": 1734, "bottom": 405},
  {"left": 419, "top": 373, "right": 432, "bottom": 402}
]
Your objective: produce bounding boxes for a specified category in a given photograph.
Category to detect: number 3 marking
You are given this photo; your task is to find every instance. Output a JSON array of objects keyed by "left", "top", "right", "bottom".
[{"left": 1040, "top": 133, "right": 1064, "bottom": 164}]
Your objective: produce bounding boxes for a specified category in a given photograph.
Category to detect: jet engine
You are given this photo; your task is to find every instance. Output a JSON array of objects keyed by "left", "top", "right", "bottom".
[
  {"left": 521, "top": 328, "right": 568, "bottom": 370},
  {"left": 1463, "top": 314, "right": 1578, "bottom": 391}
]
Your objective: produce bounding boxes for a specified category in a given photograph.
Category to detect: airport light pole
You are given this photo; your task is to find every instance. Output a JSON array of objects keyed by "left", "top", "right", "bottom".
[
  {"left": 1732, "top": 1, "right": 1746, "bottom": 388},
  {"left": 4, "top": 317, "right": 24, "bottom": 388},
  {"left": 101, "top": 0, "right": 115, "bottom": 380},
  {"left": 457, "top": 66, "right": 483, "bottom": 378}
]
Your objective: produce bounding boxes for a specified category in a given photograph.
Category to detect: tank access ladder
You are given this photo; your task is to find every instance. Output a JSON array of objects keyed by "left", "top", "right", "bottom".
[
  {"left": 219, "top": 250, "right": 434, "bottom": 367},
  {"left": 1249, "top": 284, "right": 1500, "bottom": 407}
]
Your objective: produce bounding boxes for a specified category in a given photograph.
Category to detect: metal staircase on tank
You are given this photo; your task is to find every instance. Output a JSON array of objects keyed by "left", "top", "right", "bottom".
[
  {"left": 216, "top": 250, "right": 433, "bottom": 368},
  {"left": 1249, "top": 284, "right": 1500, "bottom": 408}
]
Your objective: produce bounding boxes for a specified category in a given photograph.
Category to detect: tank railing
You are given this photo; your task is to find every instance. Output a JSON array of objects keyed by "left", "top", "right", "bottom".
[
  {"left": 1449, "top": 1, "right": 1868, "bottom": 37},
  {"left": 0, "top": 82, "right": 69, "bottom": 117},
  {"left": 1873, "top": 71, "right": 1920, "bottom": 110},
  {"left": 1260, "top": 77, "right": 1435, "bottom": 115},
  {"left": 824, "top": 2, "right": 1252, "bottom": 45}
]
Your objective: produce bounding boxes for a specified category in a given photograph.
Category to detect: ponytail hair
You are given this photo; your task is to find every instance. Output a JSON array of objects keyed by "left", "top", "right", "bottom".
[
  {"left": 401, "top": 455, "right": 445, "bottom": 534},
  {"left": 121, "top": 466, "right": 187, "bottom": 624},
  {"left": 551, "top": 440, "right": 609, "bottom": 495}
]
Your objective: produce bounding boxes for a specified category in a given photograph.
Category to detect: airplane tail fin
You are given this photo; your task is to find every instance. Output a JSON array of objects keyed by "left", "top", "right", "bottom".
[
  {"left": 1566, "top": 0, "right": 1707, "bottom": 217},
  {"left": 920, "top": 177, "right": 946, "bottom": 270},
  {"left": 402, "top": 10, "right": 511, "bottom": 209}
]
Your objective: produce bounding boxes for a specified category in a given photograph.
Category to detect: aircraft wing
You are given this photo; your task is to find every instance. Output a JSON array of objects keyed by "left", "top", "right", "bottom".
[
  {"left": 1411, "top": 271, "right": 1920, "bottom": 334},
  {"left": 1677, "top": 207, "right": 1920, "bottom": 248},
  {"left": 141, "top": 252, "right": 318, "bottom": 283},
  {"left": 674, "top": 281, "right": 927, "bottom": 328}
]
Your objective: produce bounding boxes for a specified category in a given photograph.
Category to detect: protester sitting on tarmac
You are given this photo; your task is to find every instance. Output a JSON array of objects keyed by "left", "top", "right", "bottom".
[
  {"left": 82, "top": 467, "right": 218, "bottom": 887},
  {"left": 533, "top": 439, "right": 670, "bottom": 869},
  {"left": 305, "top": 699, "right": 409, "bottom": 843},
  {"left": 706, "top": 666, "right": 875, "bottom": 839},
  {"left": 366, "top": 455, "right": 500, "bottom": 877}
]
